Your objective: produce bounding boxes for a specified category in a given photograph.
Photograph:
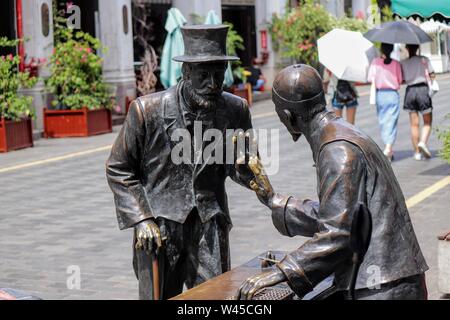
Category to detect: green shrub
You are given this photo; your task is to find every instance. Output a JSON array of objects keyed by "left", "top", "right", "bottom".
[
  {"left": 437, "top": 115, "right": 450, "bottom": 164},
  {"left": 270, "top": 0, "right": 370, "bottom": 67},
  {"left": 45, "top": 26, "right": 113, "bottom": 110},
  {"left": 224, "top": 22, "right": 246, "bottom": 84},
  {"left": 332, "top": 16, "right": 369, "bottom": 33},
  {"left": 270, "top": 0, "right": 334, "bottom": 67},
  {"left": 0, "top": 37, "right": 38, "bottom": 120}
]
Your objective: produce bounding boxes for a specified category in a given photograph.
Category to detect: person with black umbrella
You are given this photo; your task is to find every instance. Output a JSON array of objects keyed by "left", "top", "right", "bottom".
[
  {"left": 365, "top": 20, "right": 433, "bottom": 162},
  {"left": 368, "top": 43, "right": 403, "bottom": 162},
  {"left": 401, "top": 44, "right": 435, "bottom": 161}
]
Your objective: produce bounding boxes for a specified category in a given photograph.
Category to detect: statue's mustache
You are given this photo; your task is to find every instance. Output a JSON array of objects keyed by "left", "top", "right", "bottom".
[{"left": 196, "top": 87, "right": 222, "bottom": 97}]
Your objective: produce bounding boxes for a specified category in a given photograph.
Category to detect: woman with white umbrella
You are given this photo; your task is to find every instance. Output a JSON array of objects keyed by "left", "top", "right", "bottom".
[
  {"left": 323, "top": 68, "right": 358, "bottom": 124},
  {"left": 318, "top": 28, "right": 378, "bottom": 125}
]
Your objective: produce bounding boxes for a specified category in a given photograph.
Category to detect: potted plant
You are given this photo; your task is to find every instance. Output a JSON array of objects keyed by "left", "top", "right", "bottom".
[
  {"left": 0, "top": 38, "right": 37, "bottom": 152},
  {"left": 231, "top": 67, "right": 253, "bottom": 106},
  {"left": 24, "top": 57, "right": 47, "bottom": 78},
  {"left": 44, "top": 27, "right": 113, "bottom": 138},
  {"left": 437, "top": 115, "right": 450, "bottom": 164},
  {"left": 222, "top": 22, "right": 253, "bottom": 105}
]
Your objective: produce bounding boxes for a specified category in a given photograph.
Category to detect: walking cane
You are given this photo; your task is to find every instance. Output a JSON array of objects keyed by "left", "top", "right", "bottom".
[
  {"left": 152, "top": 253, "right": 160, "bottom": 300},
  {"left": 152, "top": 232, "right": 167, "bottom": 301}
]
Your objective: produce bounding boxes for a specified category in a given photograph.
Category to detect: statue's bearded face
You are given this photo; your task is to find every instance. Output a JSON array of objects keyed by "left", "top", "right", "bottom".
[{"left": 183, "top": 62, "right": 227, "bottom": 108}]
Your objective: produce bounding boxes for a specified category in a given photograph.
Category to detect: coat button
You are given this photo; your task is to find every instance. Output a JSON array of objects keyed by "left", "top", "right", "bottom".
[{"left": 196, "top": 194, "right": 205, "bottom": 202}]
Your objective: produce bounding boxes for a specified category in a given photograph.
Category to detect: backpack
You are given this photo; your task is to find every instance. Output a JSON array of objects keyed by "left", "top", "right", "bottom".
[{"left": 335, "top": 80, "right": 356, "bottom": 103}]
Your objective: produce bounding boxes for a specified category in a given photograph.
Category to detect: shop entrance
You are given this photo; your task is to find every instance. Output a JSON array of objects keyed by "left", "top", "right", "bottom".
[
  {"left": 0, "top": 0, "right": 16, "bottom": 56},
  {"left": 55, "top": 0, "right": 99, "bottom": 39},
  {"left": 222, "top": 5, "right": 257, "bottom": 67}
]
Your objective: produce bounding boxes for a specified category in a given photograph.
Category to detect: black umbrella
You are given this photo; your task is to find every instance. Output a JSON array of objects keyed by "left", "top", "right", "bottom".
[{"left": 364, "top": 20, "right": 432, "bottom": 44}]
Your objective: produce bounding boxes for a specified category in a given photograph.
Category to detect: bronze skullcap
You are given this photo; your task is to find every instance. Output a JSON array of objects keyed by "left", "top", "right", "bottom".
[{"left": 272, "top": 64, "right": 326, "bottom": 118}]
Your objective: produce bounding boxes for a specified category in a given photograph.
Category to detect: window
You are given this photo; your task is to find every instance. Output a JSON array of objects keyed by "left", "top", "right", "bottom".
[
  {"left": 41, "top": 3, "right": 50, "bottom": 37},
  {"left": 123, "top": 5, "right": 129, "bottom": 35},
  {"left": 344, "top": 0, "right": 352, "bottom": 16}
]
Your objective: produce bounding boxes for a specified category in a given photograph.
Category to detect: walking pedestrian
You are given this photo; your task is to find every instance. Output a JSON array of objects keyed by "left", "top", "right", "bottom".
[
  {"left": 368, "top": 43, "right": 403, "bottom": 161},
  {"left": 401, "top": 44, "right": 435, "bottom": 160},
  {"left": 323, "top": 68, "right": 358, "bottom": 124}
]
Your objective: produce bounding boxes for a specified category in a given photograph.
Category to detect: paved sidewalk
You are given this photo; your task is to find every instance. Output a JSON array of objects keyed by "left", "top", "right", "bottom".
[{"left": 0, "top": 75, "right": 449, "bottom": 299}]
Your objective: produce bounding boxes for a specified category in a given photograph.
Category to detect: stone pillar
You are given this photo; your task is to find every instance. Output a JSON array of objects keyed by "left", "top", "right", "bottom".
[
  {"left": 173, "top": 0, "right": 222, "bottom": 24},
  {"left": 19, "top": 0, "right": 54, "bottom": 135},
  {"left": 320, "top": 0, "right": 345, "bottom": 18},
  {"left": 255, "top": 0, "right": 286, "bottom": 89},
  {"left": 352, "top": 0, "right": 371, "bottom": 19},
  {"left": 98, "top": 0, "right": 136, "bottom": 113}
]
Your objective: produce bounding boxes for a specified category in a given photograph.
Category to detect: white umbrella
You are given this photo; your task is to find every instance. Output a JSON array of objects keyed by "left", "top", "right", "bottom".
[{"left": 318, "top": 28, "right": 378, "bottom": 82}]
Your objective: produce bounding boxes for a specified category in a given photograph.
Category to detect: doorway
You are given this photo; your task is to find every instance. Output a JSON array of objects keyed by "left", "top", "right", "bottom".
[
  {"left": 0, "top": 0, "right": 16, "bottom": 56},
  {"left": 55, "top": 0, "right": 99, "bottom": 39},
  {"left": 222, "top": 5, "right": 257, "bottom": 67}
]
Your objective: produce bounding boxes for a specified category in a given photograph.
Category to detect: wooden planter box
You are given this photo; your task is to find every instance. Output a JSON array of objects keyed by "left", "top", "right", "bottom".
[
  {"left": 0, "top": 117, "right": 34, "bottom": 153},
  {"left": 232, "top": 83, "right": 253, "bottom": 106},
  {"left": 44, "top": 107, "right": 112, "bottom": 138}
]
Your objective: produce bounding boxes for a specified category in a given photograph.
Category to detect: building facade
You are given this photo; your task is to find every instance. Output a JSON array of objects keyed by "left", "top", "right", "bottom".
[{"left": 1, "top": 0, "right": 373, "bottom": 134}]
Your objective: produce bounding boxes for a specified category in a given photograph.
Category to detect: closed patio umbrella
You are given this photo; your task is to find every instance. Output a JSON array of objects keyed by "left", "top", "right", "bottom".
[
  {"left": 364, "top": 20, "right": 432, "bottom": 45},
  {"left": 204, "top": 10, "right": 235, "bottom": 88},
  {"left": 160, "top": 8, "right": 186, "bottom": 89}
]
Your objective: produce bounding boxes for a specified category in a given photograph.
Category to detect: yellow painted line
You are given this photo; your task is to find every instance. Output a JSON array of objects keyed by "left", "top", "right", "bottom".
[
  {"left": 406, "top": 175, "right": 450, "bottom": 209},
  {"left": 0, "top": 145, "right": 112, "bottom": 174},
  {"left": 253, "top": 111, "right": 276, "bottom": 119},
  {"left": 0, "top": 128, "right": 448, "bottom": 211}
]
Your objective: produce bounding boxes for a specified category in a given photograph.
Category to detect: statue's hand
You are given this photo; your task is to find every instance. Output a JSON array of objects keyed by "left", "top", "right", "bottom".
[
  {"left": 233, "top": 132, "right": 275, "bottom": 208},
  {"left": 235, "top": 269, "right": 286, "bottom": 300},
  {"left": 247, "top": 155, "right": 275, "bottom": 208},
  {"left": 134, "top": 219, "right": 163, "bottom": 254}
]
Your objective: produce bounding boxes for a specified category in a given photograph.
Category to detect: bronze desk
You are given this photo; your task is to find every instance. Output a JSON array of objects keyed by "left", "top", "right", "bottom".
[{"left": 172, "top": 251, "right": 334, "bottom": 300}]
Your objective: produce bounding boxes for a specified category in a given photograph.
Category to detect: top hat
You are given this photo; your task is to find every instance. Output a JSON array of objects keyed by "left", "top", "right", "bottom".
[{"left": 173, "top": 25, "right": 239, "bottom": 63}]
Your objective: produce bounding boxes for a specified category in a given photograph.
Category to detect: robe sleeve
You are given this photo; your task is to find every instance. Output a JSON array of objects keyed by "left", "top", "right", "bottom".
[{"left": 275, "top": 141, "right": 367, "bottom": 298}]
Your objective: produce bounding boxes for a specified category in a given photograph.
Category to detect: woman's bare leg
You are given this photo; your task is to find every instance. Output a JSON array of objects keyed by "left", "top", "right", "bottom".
[
  {"left": 334, "top": 108, "right": 343, "bottom": 118},
  {"left": 421, "top": 112, "right": 433, "bottom": 145},
  {"left": 409, "top": 112, "right": 420, "bottom": 153},
  {"left": 346, "top": 107, "right": 356, "bottom": 125}
]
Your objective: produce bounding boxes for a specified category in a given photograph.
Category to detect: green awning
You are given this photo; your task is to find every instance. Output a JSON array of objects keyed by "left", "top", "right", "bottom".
[{"left": 392, "top": 0, "right": 450, "bottom": 20}]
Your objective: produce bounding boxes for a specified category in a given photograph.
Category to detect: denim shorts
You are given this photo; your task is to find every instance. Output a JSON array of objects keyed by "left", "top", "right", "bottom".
[{"left": 332, "top": 96, "right": 358, "bottom": 109}]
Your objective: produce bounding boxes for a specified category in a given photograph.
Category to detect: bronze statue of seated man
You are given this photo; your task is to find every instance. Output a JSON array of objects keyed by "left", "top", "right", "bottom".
[{"left": 235, "top": 64, "right": 428, "bottom": 300}]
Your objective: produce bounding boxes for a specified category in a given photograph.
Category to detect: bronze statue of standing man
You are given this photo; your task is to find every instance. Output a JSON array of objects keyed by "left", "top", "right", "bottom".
[{"left": 106, "top": 25, "right": 255, "bottom": 300}]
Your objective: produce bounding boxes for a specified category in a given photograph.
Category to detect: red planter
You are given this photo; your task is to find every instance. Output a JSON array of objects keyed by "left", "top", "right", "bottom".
[
  {"left": 232, "top": 83, "right": 253, "bottom": 106},
  {"left": 125, "top": 96, "right": 133, "bottom": 114},
  {"left": 0, "top": 117, "right": 34, "bottom": 153},
  {"left": 44, "top": 107, "right": 112, "bottom": 138}
]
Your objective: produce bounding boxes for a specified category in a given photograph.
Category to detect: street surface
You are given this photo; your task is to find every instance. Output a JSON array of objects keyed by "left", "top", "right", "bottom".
[{"left": 0, "top": 74, "right": 449, "bottom": 299}]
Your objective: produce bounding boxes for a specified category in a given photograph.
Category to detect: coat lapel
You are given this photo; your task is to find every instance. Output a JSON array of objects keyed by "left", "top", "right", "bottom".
[
  {"left": 194, "top": 96, "right": 230, "bottom": 178},
  {"left": 162, "top": 85, "right": 194, "bottom": 171}
]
